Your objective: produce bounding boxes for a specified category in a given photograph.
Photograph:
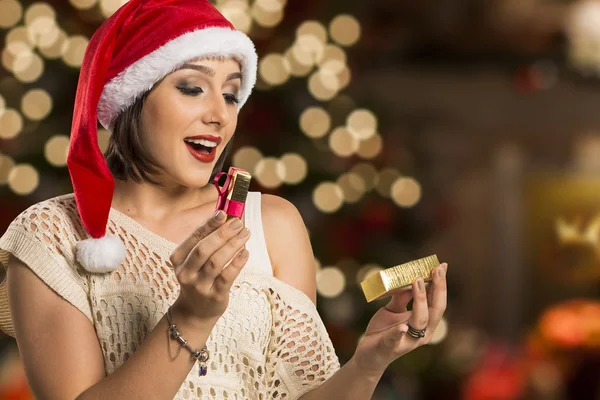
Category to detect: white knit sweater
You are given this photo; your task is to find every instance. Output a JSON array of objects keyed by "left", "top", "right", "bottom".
[{"left": 0, "top": 192, "right": 340, "bottom": 399}]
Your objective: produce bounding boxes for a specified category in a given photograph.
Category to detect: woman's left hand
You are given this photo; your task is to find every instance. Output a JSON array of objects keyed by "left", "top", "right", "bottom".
[{"left": 352, "top": 263, "right": 448, "bottom": 377}]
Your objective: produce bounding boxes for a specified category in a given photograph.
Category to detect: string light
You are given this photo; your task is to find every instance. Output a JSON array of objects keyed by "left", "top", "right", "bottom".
[
  {"left": 259, "top": 53, "right": 290, "bottom": 86},
  {"left": 0, "top": 0, "right": 23, "bottom": 29},
  {"left": 232, "top": 146, "right": 263, "bottom": 174},
  {"left": 0, "top": 153, "right": 15, "bottom": 185},
  {"left": 329, "top": 14, "right": 361, "bottom": 47},
  {"left": 297, "top": 20, "right": 328, "bottom": 43},
  {"left": 24, "top": 3, "right": 55, "bottom": 25},
  {"left": 308, "top": 70, "right": 338, "bottom": 101},
  {"left": 27, "top": 16, "right": 59, "bottom": 49},
  {"left": 8, "top": 163, "right": 39, "bottom": 195},
  {"left": 0, "top": 109, "right": 23, "bottom": 139},
  {"left": 278, "top": 153, "right": 308, "bottom": 184},
  {"left": 14, "top": 52, "right": 44, "bottom": 82},
  {"left": 38, "top": 29, "right": 67, "bottom": 59},
  {"left": 329, "top": 126, "right": 359, "bottom": 157},
  {"left": 316, "top": 266, "right": 346, "bottom": 298},
  {"left": 21, "top": 89, "right": 52, "bottom": 120},
  {"left": 357, "top": 133, "right": 383, "bottom": 159},
  {"left": 251, "top": 1, "right": 283, "bottom": 28},
  {"left": 283, "top": 47, "right": 313, "bottom": 77},
  {"left": 299, "top": 106, "right": 331, "bottom": 138},
  {"left": 217, "top": 0, "right": 252, "bottom": 34},
  {"left": 313, "top": 181, "right": 344, "bottom": 213},
  {"left": 44, "top": 135, "right": 70, "bottom": 167},
  {"left": 347, "top": 109, "right": 377, "bottom": 140},
  {"left": 391, "top": 177, "right": 422, "bottom": 208}
]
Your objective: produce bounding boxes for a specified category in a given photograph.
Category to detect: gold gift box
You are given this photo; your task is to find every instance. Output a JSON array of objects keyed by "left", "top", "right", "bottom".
[{"left": 360, "top": 255, "right": 440, "bottom": 302}]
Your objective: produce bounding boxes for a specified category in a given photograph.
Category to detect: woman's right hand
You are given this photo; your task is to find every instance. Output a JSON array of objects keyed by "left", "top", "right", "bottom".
[{"left": 168, "top": 210, "right": 250, "bottom": 325}]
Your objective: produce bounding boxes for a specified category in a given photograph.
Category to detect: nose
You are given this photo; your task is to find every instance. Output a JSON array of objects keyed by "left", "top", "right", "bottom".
[{"left": 201, "top": 91, "right": 231, "bottom": 128}]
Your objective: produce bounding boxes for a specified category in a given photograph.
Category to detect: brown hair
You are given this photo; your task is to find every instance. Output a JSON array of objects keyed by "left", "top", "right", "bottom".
[{"left": 104, "top": 92, "right": 233, "bottom": 185}]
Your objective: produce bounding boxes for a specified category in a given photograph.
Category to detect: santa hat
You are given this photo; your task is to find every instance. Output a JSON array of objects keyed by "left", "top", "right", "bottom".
[{"left": 67, "top": 0, "right": 258, "bottom": 273}]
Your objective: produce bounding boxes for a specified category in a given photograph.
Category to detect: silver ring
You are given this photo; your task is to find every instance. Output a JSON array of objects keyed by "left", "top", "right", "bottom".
[{"left": 406, "top": 323, "right": 426, "bottom": 339}]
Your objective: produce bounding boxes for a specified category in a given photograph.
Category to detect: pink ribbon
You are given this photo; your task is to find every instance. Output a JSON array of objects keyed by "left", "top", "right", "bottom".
[{"left": 213, "top": 172, "right": 231, "bottom": 211}]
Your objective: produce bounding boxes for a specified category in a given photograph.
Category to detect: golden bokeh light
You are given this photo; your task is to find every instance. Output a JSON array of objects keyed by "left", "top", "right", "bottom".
[
  {"left": 283, "top": 48, "right": 313, "bottom": 77},
  {"left": 429, "top": 318, "right": 448, "bottom": 345},
  {"left": 8, "top": 163, "right": 39, "bottom": 195},
  {"left": 255, "top": 0, "right": 285, "bottom": 12},
  {"left": 347, "top": 109, "right": 377, "bottom": 140},
  {"left": 337, "top": 172, "right": 366, "bottom": 203},
  {"left": 317, "top": 44, "right": 346, "bottom": 68},
  {"left": 0, "top": 153, "right": 16, "bottom": 185},
  {"left": 357, "top": 133, "right": 383, "bottom": 159},
  {"left": 316, "top": 266, "right": 346, "bottom": 298},
  {"left": 0, "top": 109, "right": 23, "bottom": 139},
  {"left": 313, "top": 182, "right": 344, "bottom": 213},
  {"left": 351, "top": 162, "right": 379, "bottom": 191},
  {"left": 299, "top": 106, "right": 331, "bottom": 138},
  {"left": 278, "top": 153, "right": 307, "bottom": 184},
  {"left": 0, "top": 94, "right": 5, "bottom": 116},
  {"left": 6, "top": 26, "right": 32, "bottom": 57},
  {"left": 356, "top": 264, "right": 383, "bottom": 284},
  {"left": 255, "top": 157, "right": 283, "bottom": 188},
  {"left": 329, "top": 126, "right": 359, "bottom": 157},
  {"left": 0, "top": 0, "right": 23, "bottom": 29},
  {"left": 292, "top": 34, "right": 325, "bottom": 66},
  {"left": 69, "top": 0, "right": 98, "bottom": 10},
  {"left": 24, "top": 2, "right": 55, "bottom": 25},
  {"left": 259, "top": 53, "right": 290, "bottom": 86},
  {"left": 296, "top": 20, "right": 328, "bottom": 43},
  {"left": 337, "top": 65, "right": 351, "bottom": 89},
  {"left": 27, "top": 16, "right": 59, "bottom": 48},
  {"left": 44, "top": 135, "right": 70, "bottom": 167},
  {"left": 218, "top": 1, "right": 252, "bottom": 33},
  {"left": 329, "top": 14, "right": 361, "bottom": 47},
  {"left": 62, "top": 35, "right": 89, "bottom": 68},
  {"left": 2, "top": 48, "right": 16, "bottom": 71},
  {"left": 21, "top": 89, "right": 52, "bottom": 120},
  {"left": 97, "top": 128, "right": 111, "bottom": 153},
  {"left": 100, "top": 0, "right": 129, "bottom": 18},
  {"left": 38, "top": 29, "right": 67, "bottom": 59},
  {"left": 391, "top": 177, "right": 422, "bottom": 208},
  {"left": 376, "top": 167, "right": 400, "bottom": 198},
  {"left": 308, "top": 70, "right": 338, "bottom": 101},
  {"left": 251, "top": 1, "right": 283, "bottom": 28},
  {"left": 14, "top": 52, "right": 44, "bottom": 82},
  {"left": 233, "top": 146, "right": 263, "bottom": 174}
]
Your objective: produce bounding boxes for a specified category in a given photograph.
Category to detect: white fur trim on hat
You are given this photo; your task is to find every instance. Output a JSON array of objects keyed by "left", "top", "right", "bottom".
[
  {"left": 76, "top": 235, "right": 126, "bottom": 273},
  {"left": 97, "top": 27, "right": 257, "bottom": 131}
]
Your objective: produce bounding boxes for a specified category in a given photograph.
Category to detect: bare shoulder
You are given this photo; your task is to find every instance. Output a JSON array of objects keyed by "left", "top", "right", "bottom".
[{"left": 260, "top": 194, "right": 317, "bottom": 304}]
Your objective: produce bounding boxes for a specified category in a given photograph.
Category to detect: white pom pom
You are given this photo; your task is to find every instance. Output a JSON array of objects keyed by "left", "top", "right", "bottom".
[{"left": 76, "top": 235, "right": 126, "bottom": 273}]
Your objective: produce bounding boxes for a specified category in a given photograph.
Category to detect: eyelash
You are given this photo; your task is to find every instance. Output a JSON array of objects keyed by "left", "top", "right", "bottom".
[{"left": 176, "top": 86, "right": 239, "bottom": 105}]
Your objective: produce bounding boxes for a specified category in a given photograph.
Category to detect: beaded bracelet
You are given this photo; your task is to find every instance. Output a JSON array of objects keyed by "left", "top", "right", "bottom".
[{"left": 166, "top": 307, "right": 210, "bottom": 377}]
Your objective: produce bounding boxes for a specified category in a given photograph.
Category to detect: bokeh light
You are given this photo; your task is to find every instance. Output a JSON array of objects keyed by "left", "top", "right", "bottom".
[
  {"left": 356, "top": 264, "right": 383, "bottom": 284},
  {"left": 316, "top": 266, "right": 346, "bottom": 298},
  {"left": 251, "top": 0, "right": 283, "bottom": 28},
  {"left": 313, "top": 182, "right": 344, "bottom": 213},
  {"left": 297, "top": 20, "right": 328, "bottom": 43},
  {"left": 233, "top": 146, "right": 263, "bottom": 174},
  {"left": 38, "top": 29, "right": 67, "bottom": 59},
  {"left": 62, "top": 35, "right": 89, "bottom": 68},
  {"left": 44, "top": 135, "right": 70, "bottom": 167},
  {"left": 24, "top": 2, "right": 55, "bottom": 25},
  {"left": 347, "top": 109, "right": 377, "bottom": 140},
  {"left": 357, "top": 133, "right": 383, "bottom": 159},
  {"left": 375, "top": 167, "right": 400, "bottom": 198},
  {"left": 0, "top": 109, "right": 23, "bottom": 139},
  {"left": 0, "top": 153, "right": 16, "bottom": 185},
  {"left": 0, "top": 0, "right": 23, "bottom": 29},
  {"left": 259, "top": 53, "right": 290, "bottom": 86},
  {"left": 299, "top": 106, "right": 331, "bottom": 138},
  {"left": 69, "top": 0, "right": 98, "bottom": 10},
  {"left": 329, "top": 14, "right": 361, "bottom": 47},
  {"left": 217, "top": 0, "right": 252, "bottom": 33},
  {"left": 100, "top": 0, "right": 129, "bottom": 19},
  {"left": 391, "top": 176, "right": 422, "bottom": 208},
  {"left": 13, "top": 52, "right": 44, "bottom": 82},
  {"left": 255, "top": 157, "right": 283, "bottom": 188},
  {"left": 351, "top": 163, "right": 378, "bottom": 191},
  {"left": 278, "top": 153, "right": 308, "bottom": 184},
  {"left": 21, "top": 89, "right": 52, "bottom": 120},
  {"left": 329, "top": 126, "right": 359, "bottom": 157},
  {"left": 337, "top": 172, "right": 365, "bottom": 203},
  {"left": 8, "top": 163, "right": 39, "bottom": 195},
  {"left": 283, "top": 47, "right": 313, "bottom": 77},
  {"left": 308, "top": 70, "right": 339, "bottom": 101}
]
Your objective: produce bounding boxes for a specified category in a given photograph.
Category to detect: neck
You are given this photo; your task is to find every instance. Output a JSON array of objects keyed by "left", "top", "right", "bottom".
[{"left": 112, "top": 178, "right": 219, "bottom": 221}]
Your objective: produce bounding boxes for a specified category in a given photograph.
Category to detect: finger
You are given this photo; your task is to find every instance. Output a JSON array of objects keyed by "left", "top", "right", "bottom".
[
  {"left": 381, "top": 322, "right": 408, "bottom": 350},
  {"left": 169, "top": 210, "right": 227, "bottom": 267},
  {"left": 195, "top": 227, "right": 250, "bottom": 286},
  {"left": 426, "top": 263, "right": 448, "bottom": 334},
  {"left": 180, "top": 218, "right": 245, "bottom": 275},
  {"left": 211, "top": 248, "right": 250, "bottom": 294},
  {"left": 384, "top": 289, "right": 413, "bottom": 313},
  {"left": 406, "top": 278, "right": 429, "bottom": 339}
]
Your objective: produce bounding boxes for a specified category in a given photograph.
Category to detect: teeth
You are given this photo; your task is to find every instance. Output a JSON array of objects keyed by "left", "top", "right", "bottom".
[{"left": 184, "top": 138, "right": 218, "bottom": 147}]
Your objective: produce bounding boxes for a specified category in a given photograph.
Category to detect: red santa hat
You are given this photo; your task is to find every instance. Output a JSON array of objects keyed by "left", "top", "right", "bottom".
[{"left": 67, "top": 0, "right": 257, "bottom": 273}]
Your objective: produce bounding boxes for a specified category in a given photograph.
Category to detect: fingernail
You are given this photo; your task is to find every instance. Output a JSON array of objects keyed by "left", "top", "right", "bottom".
[
  {"left": 417, "top": 278, "right": 425, "bottom": 291},
  {"left": 438, "top": 266, "right": 446, "bottom": 279},
  {"left": 214, "top": 210, "right": 226, "bottom": 221},
  {"left": 237, "top": 228, "right": 250, "bottom": 238},
  {"left": 238, "top": 249, "right": 249, "bottom": 259},
  {"left": 230, "top": 219, "right": 243, "bottom": 231}
]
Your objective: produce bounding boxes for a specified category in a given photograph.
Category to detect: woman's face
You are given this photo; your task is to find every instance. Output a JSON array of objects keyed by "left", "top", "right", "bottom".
[{"left": 139, "top": 57, "right": 241, "bottom": 188}]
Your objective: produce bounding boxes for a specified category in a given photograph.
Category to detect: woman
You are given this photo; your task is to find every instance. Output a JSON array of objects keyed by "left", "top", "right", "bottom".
[{"left": 0, "top": 0, "right": 448, "bottom": 398}]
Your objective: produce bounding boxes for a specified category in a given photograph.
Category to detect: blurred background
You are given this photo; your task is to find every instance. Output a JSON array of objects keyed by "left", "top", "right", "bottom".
[{"left": 1, "top": 0, "right": 600, "bottom": 399}]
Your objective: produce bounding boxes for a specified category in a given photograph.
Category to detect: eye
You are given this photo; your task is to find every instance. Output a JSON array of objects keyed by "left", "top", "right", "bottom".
[
  {"left": 177, "top": 85, "right": 203, "bottom": 96},
  {"left": 223, "top": 93, "right": 239, "bottom": 105}
]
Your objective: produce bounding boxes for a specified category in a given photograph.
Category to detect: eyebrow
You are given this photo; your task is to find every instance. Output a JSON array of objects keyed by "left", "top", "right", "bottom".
[{"left": 179, "top": 64, "right": 242, "bottom": 82}]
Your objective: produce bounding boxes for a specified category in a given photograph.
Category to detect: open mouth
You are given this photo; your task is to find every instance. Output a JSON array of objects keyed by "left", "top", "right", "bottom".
[{"left": 184, "top": 138, "right": 217, "bottom": 155}]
